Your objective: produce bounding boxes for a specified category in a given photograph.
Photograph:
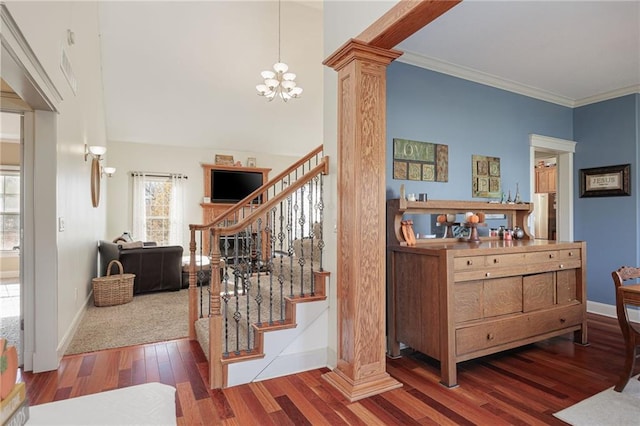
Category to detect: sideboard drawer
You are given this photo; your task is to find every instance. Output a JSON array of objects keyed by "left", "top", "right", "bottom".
[
  {"left": 454, "top": 256, "right": 485, "bottom": 271},
  {"left": 558, "top": 249, "right": 581, "bottom": 261},
  {"left": 455, "top": 304, "right": 584, "bottom": 356},
  {"left": 485, "top": 253, "right": 525, "bottom": 268},
  {"left": 525, "top": 250, "right": 559, "bottom": 264}
]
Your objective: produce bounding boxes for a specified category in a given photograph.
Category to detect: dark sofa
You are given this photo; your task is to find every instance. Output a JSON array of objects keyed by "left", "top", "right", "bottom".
[{"left": 98, "top": 240, "right": 184, "bottom": 294}]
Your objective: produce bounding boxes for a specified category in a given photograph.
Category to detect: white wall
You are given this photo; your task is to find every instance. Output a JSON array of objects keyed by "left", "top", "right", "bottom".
[
  {"left": 322, "top": 1, "right": 399, "bottom": 366},
  {"left": 1, "top": 0, "right": 398, "bottom": 373},
  {"left": 5, "top": 1, "right": 108, "bottom": 369},
  {"left": 105, "top": 141, "right": 299, "bottom": 248}
]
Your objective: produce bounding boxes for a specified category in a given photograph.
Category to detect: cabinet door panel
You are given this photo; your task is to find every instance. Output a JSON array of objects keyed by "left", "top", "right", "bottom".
[
  {"left": 523, "top": 272, "right": 555, "bottom": 312},
  {"left": 455, "top": 280, "right": 483, "bottom": 323},
  {"left": 556, "top": 269, "right": 577, "bottom": 304},
  {"left": 483, "top": 276, "right": 523, "bottom": 317}
]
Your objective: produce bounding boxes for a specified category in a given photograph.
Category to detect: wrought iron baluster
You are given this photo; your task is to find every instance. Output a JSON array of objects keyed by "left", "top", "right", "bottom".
[{"left": 297, "top": 184, "right": 306, "bottom": 297}]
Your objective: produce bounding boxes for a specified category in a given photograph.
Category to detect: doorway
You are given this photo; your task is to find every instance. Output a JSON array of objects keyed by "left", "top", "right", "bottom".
[
  {"left": 533, "top": 155, "right": 557, "bottom": 240},
  {"left": 529, "top": 134, "right": 577, "bottom": 242},
  {"left": 0, "top": 111, "right": 22, "bottom": 365}
]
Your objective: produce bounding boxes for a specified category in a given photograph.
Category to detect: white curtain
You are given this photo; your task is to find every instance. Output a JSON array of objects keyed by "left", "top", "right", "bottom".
[
  {"left": 169, "top": 174, "right": 185, "bottom": 246},
  {"left": 132, "top": 172, "right": 147, "bottom": 242}
]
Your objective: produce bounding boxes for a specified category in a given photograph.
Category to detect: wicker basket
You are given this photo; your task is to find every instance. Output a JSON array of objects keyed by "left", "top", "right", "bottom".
[{"left": 92, "top": 260, "right": 135, "bottom": 307}]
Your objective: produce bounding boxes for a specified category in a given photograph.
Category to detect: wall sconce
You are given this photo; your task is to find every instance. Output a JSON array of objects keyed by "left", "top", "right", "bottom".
[
  {"left": 84, "top": 144, "right": 115, "bottom": 207},
  {"left": 102, "top": 167, "right": 116, "bottom": 178}
]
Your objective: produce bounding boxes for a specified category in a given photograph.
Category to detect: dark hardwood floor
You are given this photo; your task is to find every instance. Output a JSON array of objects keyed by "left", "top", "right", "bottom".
[{"left": 23, "top": 313, "right": 633, "bottom": 425}]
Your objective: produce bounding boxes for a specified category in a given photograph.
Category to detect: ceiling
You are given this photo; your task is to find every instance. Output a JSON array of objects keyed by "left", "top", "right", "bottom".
[
  {"left": 397, "top": 0, "right": 640, "bottom": 107},
  {"left": 98, "top": 1, "right": 324, "bottom": 156},
  {"left": 3, "top": 2, "right": 639, "bottom": 151}
]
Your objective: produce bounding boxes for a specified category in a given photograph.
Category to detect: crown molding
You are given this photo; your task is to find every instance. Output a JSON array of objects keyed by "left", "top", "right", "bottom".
[
  {"left": 397, "top": 50, "right": 639, "bottom": 109},
  {"left": 573, "top": 85, "right": 640, "bottom": 108}
]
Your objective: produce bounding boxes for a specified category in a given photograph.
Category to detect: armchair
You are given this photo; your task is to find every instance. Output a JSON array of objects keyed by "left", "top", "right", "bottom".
[{"left": 98, "top": 240, "right": 184, "bottom": 295}]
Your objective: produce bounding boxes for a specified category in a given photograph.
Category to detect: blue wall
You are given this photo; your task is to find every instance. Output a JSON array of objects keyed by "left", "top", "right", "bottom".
[
  {"left": 387, "top": 62, "right": 573, "bottom": 201},
  {"left": 386, "top": 61, "right": 640, "bottom": 306},
  {"left": 573, "top": 94, "right": 640, "bottom": 305},
  {"left": 386, "top": 61, "right": 573, "bottom": 235}
]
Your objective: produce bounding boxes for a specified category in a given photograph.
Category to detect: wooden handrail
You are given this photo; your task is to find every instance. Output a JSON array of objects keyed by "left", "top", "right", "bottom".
[
  {"left": 190, "top": 145, "right": 325, "bottom": 232},
  {"left": 206, "top": 158, "right": 328, "bottom": 236}
]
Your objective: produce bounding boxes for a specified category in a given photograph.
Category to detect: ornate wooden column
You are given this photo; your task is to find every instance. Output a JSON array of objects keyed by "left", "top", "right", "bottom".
[{"left": 322, "top": 39, "right": 403, "bottom": 402}]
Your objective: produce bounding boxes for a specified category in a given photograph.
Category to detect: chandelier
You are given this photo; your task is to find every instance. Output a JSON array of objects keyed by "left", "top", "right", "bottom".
[{"left": 256, "top": 0, "right": 302, "bottom": 102}]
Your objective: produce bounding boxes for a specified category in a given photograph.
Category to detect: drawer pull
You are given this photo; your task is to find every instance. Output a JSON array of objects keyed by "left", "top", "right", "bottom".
[
  {"left": 493, "top": 258, "right": 499, "bottom": 264},
  {"left": 560, "top": 318, "right": 566, "bottom": 324},
  {"left": 559, "top": 264, "right": 564, "bottom": 269},
  {"left": 467, "top": 260, "right": 473, "bottom": 266},
  {"left": 485, "top": 272, "right": 491, "bottom": 277},
  {"left": 568, "top": 252, "right": 574, "bottom": 257},
  {"left": 549, "top": 253, "right": 555, "bottom": 258},
  {"left": 487, "top": 333, "right": 495, "bottom": 341}
]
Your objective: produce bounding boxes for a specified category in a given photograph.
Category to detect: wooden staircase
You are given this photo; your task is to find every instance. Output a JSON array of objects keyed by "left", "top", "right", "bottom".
[{"left": 187, "top": 146, "right": 330, "bottom": 388}]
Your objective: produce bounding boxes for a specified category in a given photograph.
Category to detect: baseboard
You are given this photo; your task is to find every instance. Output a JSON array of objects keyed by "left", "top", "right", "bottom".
[
  {"left": 57, "top": 291, "right": 92, "bottom": 360},
  {"left": 255, "top": 347, "right": 329, "bottom": 382},
  {"left": 587, "top": 300, "right": 640, "bottom": 322}
]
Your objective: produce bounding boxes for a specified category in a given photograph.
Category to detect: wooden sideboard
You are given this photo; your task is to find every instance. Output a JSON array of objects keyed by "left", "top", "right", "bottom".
[{"left": 386, "top": 199, "right": 587, "bottom": 387}]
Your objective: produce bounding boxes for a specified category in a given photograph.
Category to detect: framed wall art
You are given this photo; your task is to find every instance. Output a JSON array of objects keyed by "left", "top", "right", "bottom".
[
  {"left": 472, "top": 154, "right": 501, "bottom": 198},
  {"left": 215, "top": 154, "right": 234, "bottom": 166},
  {"left": 580, "top": 164, "right": 630, "bottom": 197},
  {"left": 392, "top": 138, "right": 448, "bottom": 182}
]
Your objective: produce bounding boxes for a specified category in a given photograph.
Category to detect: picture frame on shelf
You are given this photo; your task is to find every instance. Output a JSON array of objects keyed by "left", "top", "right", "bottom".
[
  {"left": 580, "top": 163, "right": 630, "bottom": 197},
  {"left": 215, "top": 154, "right": 234, "bottom": 166},
  {"left": 247, "top": 157, "right": 257, "bottom": 168}
]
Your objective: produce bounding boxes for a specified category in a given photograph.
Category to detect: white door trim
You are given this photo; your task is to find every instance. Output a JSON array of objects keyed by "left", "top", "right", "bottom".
[
  {"left": 529, "top": 134, "right": 577, "bottom": 242},
  {"left": 1, "top": 4, "right": 61, "bottom": 372}
]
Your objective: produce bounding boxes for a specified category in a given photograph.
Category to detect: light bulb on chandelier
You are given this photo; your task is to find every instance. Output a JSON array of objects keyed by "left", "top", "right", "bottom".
[{"left": 255, "top": 1, "right": 303, "bottom": 102}]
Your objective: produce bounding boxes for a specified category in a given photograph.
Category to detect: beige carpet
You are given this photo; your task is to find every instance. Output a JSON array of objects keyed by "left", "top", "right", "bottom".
[
  {"left": 66, "top": 289, "right": 190, "bottom": 355},
  {"left": 554, "top": 375, "right": 640, "bottom": 425}
]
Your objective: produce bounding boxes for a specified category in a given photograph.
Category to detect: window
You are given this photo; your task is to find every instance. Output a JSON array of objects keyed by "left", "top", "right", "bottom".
[
  {"left": 0, "top": 171, "right": 20, "bottom": 251},
  {"left": 145, "top": 178, "right": 172, "bottom": 245},
  {"left": 132, "top": 173, "right": 185, "bottom": 246}
]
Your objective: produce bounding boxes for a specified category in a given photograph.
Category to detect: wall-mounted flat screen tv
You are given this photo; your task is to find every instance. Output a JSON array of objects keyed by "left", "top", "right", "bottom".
[{"left": 211, "top": 170, "right": 263, "bottom": 203}]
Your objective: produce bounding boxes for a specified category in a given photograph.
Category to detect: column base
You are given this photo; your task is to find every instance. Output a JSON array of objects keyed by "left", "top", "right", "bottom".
[{"left": 322, "top": 369, "right": 402, "bottom": 402}]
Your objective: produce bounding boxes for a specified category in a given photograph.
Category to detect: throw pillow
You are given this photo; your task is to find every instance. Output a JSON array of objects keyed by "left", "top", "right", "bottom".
[{"left": 118, "top": 241, "right": 144, "bottom": 250}]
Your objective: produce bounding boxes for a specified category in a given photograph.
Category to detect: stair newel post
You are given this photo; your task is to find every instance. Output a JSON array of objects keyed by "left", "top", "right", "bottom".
[
  {"left": 209, "top": 229, "right": 223, "bottom": 388},
  {"left": 188, "top": 227, "right": 197, "bottom": 340}
]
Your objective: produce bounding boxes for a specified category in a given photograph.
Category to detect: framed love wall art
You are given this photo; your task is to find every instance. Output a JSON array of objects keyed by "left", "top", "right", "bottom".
[
  {"left": 392, "top": 138, "right": 449, "bottom": 182},
  {"left": 580, "top": 164, "right": 630, "bottom": 197}
]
